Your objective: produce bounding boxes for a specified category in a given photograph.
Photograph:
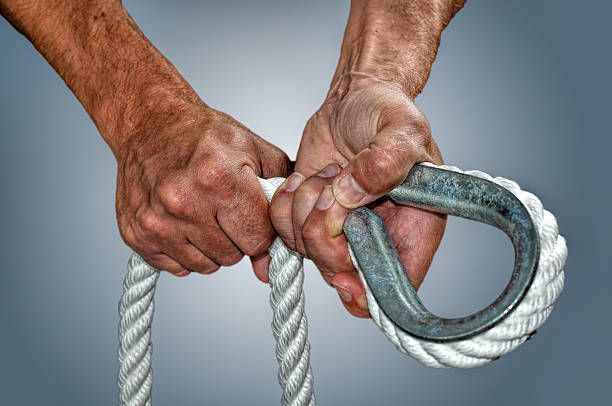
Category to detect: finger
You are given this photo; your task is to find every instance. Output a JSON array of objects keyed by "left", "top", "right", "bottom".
[
  {"left": 376, "top": 203, "right": 446, "bottom": 289},
  {"left": 302, "top": 187, "right": 369, "bottom": 318},
  {"left": 332, "top": 272, "right": 370, "bottom": 318},
  {"left": 291, "top": 164, "right": 342, "bottom": 256},
  {"left": 269, "top": 172, "right": 305, "bottom": 251},
  {"left": 218, "top": 167, "right": 276, "bottom": 257},
  {"left": 141, "top": 252, "right": 191, "bottom": 277},
  {"left": 128, "top": 209, "right": 194, "bottom": 276},
  {"left": 250, "top": 252, "right": 271, "bottom": 283},
  {"left": 138, "top": 225, "right": 223, "bottom": 275},
  {"left": 301, "top": 185, "right": 354, "bottom": 285},
  {"left": 131, "top": 206, "right": 235, "bottom": 274},
  {"left": 186, "top": 224, "right": 243, "bottom": 267},
  {"left": 332, "top": 109, "right": 434, "bottom": 208},
  {"left": 253, "top": 136, "right": 292, "bottom": 179},
  {"left": 167, "top": 242, "right": 222, "bottom": 275}
]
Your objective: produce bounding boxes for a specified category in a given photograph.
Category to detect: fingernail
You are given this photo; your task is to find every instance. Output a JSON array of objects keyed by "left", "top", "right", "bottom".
[
  {"left": 317, "top": 163, "right": 341, "bottom": 178},
  {"left": 333, "top": 282, "right": 352, "bottom": 302},
  {"left": 316, "top": 185, "right": 335, "bottom": 210},
  {"left": 285, "top": 172, "right": 304, "bottom": 192},
  {"left": 333, "top": 174, "right": 366, "bottom": 206}
]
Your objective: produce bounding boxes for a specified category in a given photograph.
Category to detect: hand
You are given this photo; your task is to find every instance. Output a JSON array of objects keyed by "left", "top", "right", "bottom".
[
  {"left": 0, "top": 2, "right": 291, "bottom": 277},
  {"left": 116, "top": 104, "right": 290, "bottom": 277},
  {"left": 270, "top": 78, "right": 446, "bottom": 317},
  {"left": 268, "top": 0, "right": 466, "bottom": 318}
]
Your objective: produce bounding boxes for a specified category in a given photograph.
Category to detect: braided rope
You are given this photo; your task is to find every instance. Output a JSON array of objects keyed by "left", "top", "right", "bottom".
[{"left": 117, "top": 163, "right": 566, "bottom": 405}]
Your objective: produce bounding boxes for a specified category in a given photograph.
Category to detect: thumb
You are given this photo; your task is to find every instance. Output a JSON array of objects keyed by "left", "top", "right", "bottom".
[
  {"left": 331, "top": 129, "right": 422, "bottom": 208},
  {"left": 250, "top": 252, "right": 271, "bottom": 283}
]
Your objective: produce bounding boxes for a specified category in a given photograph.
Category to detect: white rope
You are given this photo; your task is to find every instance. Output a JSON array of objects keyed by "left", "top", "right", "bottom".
[
  {"left": 350, "top": 162, "right": 567, "bottom": 368},
  {"left": 117, "top": 163, "right": 566, "bottom": 405},
  {"left": 118, "top": 177, "right": 315, "bottom": 406},
  {"left": 118, "top": 253, "right": 158, "bottom": 406},
  {"left": 261, "top": 177, "right": 316, "bottom": 406}
]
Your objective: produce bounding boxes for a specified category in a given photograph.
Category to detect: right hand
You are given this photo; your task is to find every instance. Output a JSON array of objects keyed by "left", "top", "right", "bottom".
[
  {"left": 269, "top": 80, "right": 446, "bottom": 317},
  {"left": 115, "top": 105, "right": 290, "bottom": 277}
]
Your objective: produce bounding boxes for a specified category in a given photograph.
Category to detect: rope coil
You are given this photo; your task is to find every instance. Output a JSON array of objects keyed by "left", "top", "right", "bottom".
[
  {"left": 351, "top": 163, "right": 566, "bottom": 368},
  {"left": 117, "top": 163, "right": 566, "bottom": 405}
]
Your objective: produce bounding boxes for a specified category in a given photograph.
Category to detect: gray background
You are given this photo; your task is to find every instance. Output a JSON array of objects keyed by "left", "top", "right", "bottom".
[{"left": 0, "top": 1, "right": 609, "bottom": 405}]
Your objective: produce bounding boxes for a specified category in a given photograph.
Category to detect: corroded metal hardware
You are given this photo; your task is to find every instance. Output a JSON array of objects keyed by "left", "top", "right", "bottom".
[{"left": 343, "top": 164, "right": 539, "bottom": 342}]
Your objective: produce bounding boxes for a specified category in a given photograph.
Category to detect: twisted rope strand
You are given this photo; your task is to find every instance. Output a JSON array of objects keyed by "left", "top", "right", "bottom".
[
  {"left": 118, "top": 253, "right": 158, "bottom": 406},
  {"left": 263, "top": 178, "right": 316, "bottom": 406},
  {"left": 117, "top": 164, "right": 566, "bottom": 405},
  {"left": 351, "top": 162, "right": 567, "bottom": 368}
]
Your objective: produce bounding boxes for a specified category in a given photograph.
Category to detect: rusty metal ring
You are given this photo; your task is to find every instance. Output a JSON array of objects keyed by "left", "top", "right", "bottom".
[{"left": 343, "top": 164, "right": 539, "bottom": 342}]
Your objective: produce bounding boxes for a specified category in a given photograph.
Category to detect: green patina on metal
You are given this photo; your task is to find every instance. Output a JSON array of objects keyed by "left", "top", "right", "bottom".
[{"left": 343, "top": 164, "right": 539, "bottom": 342}]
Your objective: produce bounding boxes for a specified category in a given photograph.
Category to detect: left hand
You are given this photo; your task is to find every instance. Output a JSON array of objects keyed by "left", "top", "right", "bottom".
[{"left": 270, "top": 78, "right": 446, "bottom": 317}]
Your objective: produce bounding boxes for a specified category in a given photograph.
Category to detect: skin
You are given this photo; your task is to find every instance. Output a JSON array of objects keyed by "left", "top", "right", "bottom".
[
  {"left": 1, "top": 0, "right": 465, "bottom": 318},
  {"left": 271, "top": 0, "right": 465, "bottom": 317},
  {"left": 0, "top": 0, "right": 290, "bottom": 276}
]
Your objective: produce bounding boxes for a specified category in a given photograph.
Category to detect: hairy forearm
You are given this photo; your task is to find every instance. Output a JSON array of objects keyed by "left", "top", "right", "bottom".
[
  {"left": 329, "top": 0, "right": 465, "bottom": 100},
  {"left": 0, "top": 0, "right": 204, "bottom": 157}
]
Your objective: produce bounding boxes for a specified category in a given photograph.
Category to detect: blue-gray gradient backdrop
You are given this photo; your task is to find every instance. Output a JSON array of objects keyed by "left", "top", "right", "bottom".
[{"left": 1, "top": 1, "right": 609, "bottom": 405}]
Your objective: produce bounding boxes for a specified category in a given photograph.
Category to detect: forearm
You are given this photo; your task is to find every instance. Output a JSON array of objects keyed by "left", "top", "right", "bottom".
[
  {"left": 329, "top": 0, "right": 465, "bottom": 100},
  {"left": 0, "top": 0, "right": 204, "bottom": 157}
]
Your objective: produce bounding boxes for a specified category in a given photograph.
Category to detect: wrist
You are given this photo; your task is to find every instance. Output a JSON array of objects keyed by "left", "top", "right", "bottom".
[
  {"left": 2, "top": 1, "right": 205, "bottom": 158},
  {"left": 114, "top": 100, "right": 215, "bottom": 164},
  {"left": 69, "top": 6, "right": 204, "bottom": 157},
  {"left": 323, "top": 73, "right": 404, "bottom": 110},
  {"left": 328, "top": 0, "right": 464, "bottom": 100}
]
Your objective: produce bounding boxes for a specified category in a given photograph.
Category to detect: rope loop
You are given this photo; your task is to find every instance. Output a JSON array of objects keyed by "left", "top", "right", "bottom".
[{"left": 117, "top": 164, "right": 566, "bottom": 405}]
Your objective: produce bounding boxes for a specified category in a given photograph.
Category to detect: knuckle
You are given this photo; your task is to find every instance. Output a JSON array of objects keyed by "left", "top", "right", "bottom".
[
  {"left": 369, "top": 148, "right": 400, "bottom": 177},
  {"left": 402, "top": 113, "right": 434, "bottom": 155},
  {"left": 271, "top": 150, "right": 290, "bottom": 176},
  {"left": 243, "top": 234, "right": 274, "bottom": 257},
  {"left": 137, "top": 209, "right": 164, "bottom": 237},
  {"left": 178, "top": 252, "right": 211, "bottom": 273},
  {"left": 305, "top": 109, "right": 330, "bottom": 131},
  {"left": 156, "top": 181, "right": 192, "bottom": 218},
  {"left": 356, "top": 148, "right": 402, "bottom": 193},
  {"left": 118, "top": 221, "right": 138, "bottom": 248},
  {"left": 274, "top": 148, "right": 289, "bottom": 164},
  {"left": 201, "top": 263, "right": 221, "bottom": 275},
  {"left": 292, "top": 181, "right": 319, "bottom": 204},
  {"left": 143, "top": 255, "right": 179, "bottom": 274},
  {"left": 123, "top": 235, "right": 139, "bottom": 252},
  {"left": 304, "top": 116, "right": 317, "bottom": 130},
  {"left": 141, "top": 256, "right": 162, "bottom": 270},
  {"left": 166, "top": 265, "right": 189, "bottom": 276},
  {"left": 218, "top": 251, "right": 243, "bottom": 267},
  {"left": 410, "top": 111, "right": 431, "bottom": 137},
  {"left": 121, "top": 225, "right": 156, "bottom": 256},
  {"left": 194, "top": 156, "right": 232, "bottom": 192}
]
